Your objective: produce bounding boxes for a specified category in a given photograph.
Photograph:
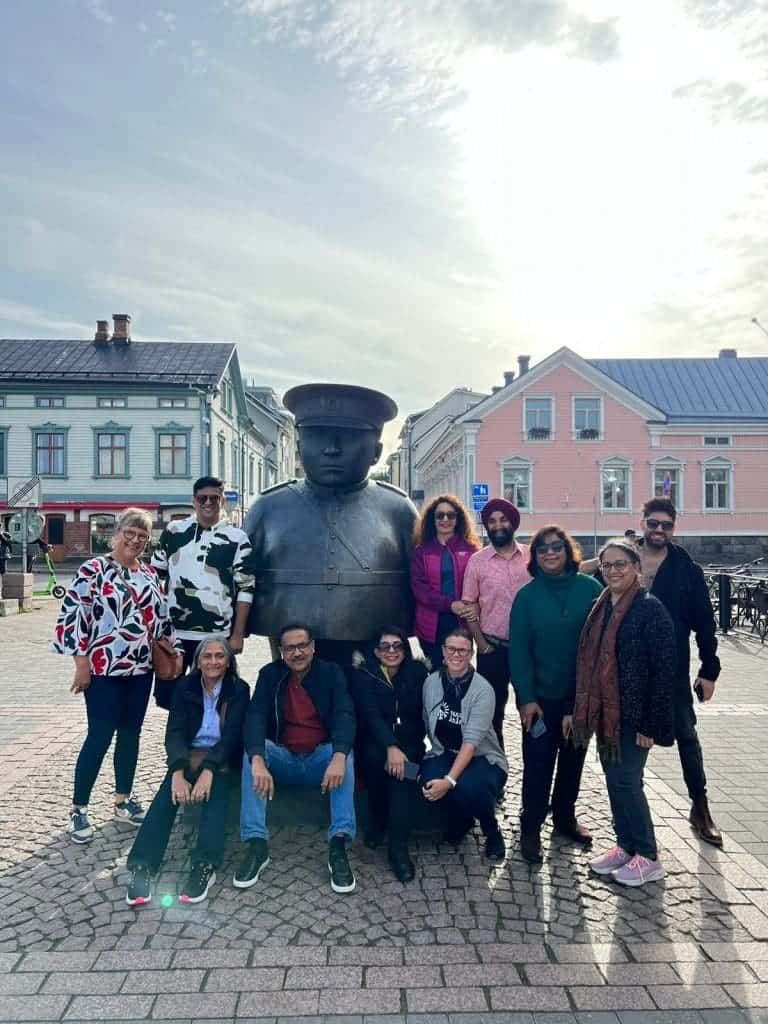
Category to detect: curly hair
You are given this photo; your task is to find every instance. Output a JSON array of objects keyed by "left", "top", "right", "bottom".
[
  {"left": 527, "top": 523, "right": 582, "bottom": 577},
  {"left": 413, "top": 494, "right": 480, "bottom": 548}
]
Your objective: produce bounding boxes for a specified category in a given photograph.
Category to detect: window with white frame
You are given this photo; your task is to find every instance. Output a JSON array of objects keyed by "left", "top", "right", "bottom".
[
  {"left": 157, "top": 432, "right": 189, "bottom": 476},
  {"left": 703, "top": 435, "right": 730, "bottom": 447},
  {"left": 231, "top": 442, "right": 239, "bottom": 488},
  {"left": 35, "top": 430, "right": 66, "bottom": 475},
  {"left": 159, "top": 397, "right": 187, "bottom": 409},
  {"left": 601, "top": 458, "right": 631, "bottom": 510},
  {"left": 0, "top": 430, "right": 6, "bottom": 476},
  {"left": 98, "top": 397, "right": 127, "bottom": 408},
  {"left": 703, "top": 459, "right": 732, "bottom": 511},
  {"left": 502, "top": 460, "right": 531, "bottom": 509},
  {"left": 573, "top": 397, "right": 602, "bottom": 440},
  {"left": 653, "top": 462, "right": 682, "bottom": 508},
  {"left": 248, "top": 455, "right": 255, "bottom": 495},
  {"left": 524, "top": 397, "right": 553, "bottom": 440},
  {"left": 36, "top": 397, "right": 64, "bottom": 408},
  {"left": 96, "top": 432, "right": 128, "bottom": 476}
]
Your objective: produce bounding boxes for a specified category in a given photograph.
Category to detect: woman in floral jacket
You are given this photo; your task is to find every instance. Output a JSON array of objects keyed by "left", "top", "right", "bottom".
[{"left": 53, "top": 507, "right": 178, "bottom": 845}]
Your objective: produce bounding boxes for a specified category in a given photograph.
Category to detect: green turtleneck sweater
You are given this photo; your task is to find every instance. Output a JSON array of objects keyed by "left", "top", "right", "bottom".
[{"left": 508, "top": 571, "right": 603, "bottom": 709}]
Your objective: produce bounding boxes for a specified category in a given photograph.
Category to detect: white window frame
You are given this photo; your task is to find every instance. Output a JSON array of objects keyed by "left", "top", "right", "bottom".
[
  {"left": 158, "top": 397, "right": 188, "bottom": 409},
  {"left": 571, "top": 394, "right": 603, "bottom": 441},
  {"left": 600, "top": 456, "right": 632, "bottom": 513},
  {"left": 651, "top": 456, "right": 685, "bottom": 512},
  {"left": 702, "top": 435, "right": 731, "bottom": 447},
  {"left": 97, "top": 397, "right": 127, "bottom": 408},
  {"left": 500, "top": 456, "right": 534, "bottom": 512},
  {"left": 523, "top": 394, "right": 555, "bottom": 442},
  {"left": 702, "top": 456, "right": 734, "bottom": 512}
]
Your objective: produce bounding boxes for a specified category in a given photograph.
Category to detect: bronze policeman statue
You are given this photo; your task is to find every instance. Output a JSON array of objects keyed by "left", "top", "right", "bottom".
[{"left": 243, "top": 383, "right": 418, "bottom": 669}]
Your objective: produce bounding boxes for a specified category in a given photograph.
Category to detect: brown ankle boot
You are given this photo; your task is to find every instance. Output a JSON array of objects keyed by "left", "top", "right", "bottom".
[{"left": 690, "top": 795, "right": 723, "bottom": 847}]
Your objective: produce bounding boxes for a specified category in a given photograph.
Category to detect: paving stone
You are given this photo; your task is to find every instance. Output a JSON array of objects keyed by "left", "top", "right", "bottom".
[
  {"left": 704, "top": 945, "right": 768, "bottom": 962},
  {"left": 627, "top": 944, "right": 706, "bottom": 963},
  {"left": 121, "top": 968, "right": 205, "bottom": 994},
  {"left": 526, "top": 964, "right": 604, "bottom": 986},
  {"left": 42, "top": 971, "right": 127, "bottom": 994},
  {"left": 251, "top": 948, "right": 328, "bottom": 967},
  {"left": 550, "top": 944, "right": 628, "bottom": 963},
  {"left": 285, "top": 965, "right": 361, "bottom": 989},
  {"left": 204, "top": 968, "right": 286, "bottom": 992},
  {"left": 650, "top": 986, "right": 735, "bottom": 1010},
  {"left": 0, "top": 955, "right": 20, "bottom": 973},
  {"left": 319, "top": 989, "right": 402, "bottom": 1014},
  {"left": 570, "top": 986, "right": 654, "bottom": 1011},
  {"left": 404, "top": 949, "right": 479, "bottom": 965},
  {"left": 617, "top": 1013, "right": 707, "bottom": 1024},
  {"left": 478, "top": 944, "right": 550, "bottom": 963},
  {"left": 406, "top": 989, "right": 487, "bottom": 1013},
  {"left": 490, "top": 986, "right": 571, "bottom": 1012},
  {"left": 599, "top": 964, "right": 680, "bottom": 986},
  {"left": 237, "top": 990, "right": 320, "bottom": 1016},
  {"left": 152, "top": 992, "right": 237, "bottom": 1018},
  {"left": 172, "top": 949, "right": 250, "bottom": 969},
  {"left": 95, "top": 949, "right": 174, "bottom": 971},
  {"left": 18, "top": 951, "right": 98, "bottom": 972},
  {"left": 331, "top": 948, "right": 404, "bottom": 965},
  {"left": 450, "top": 964, "right": 522, "bottom": 987},
  {"left": 65, "top": 993, "right": 155, "bottom": 1019},
  {"left": 675, "top": 964, "right": 758, "bottom": 986},
  {"left": 367, "top": 967, "right": 442, "bottom": 989},
  {"left": 725, "top": 986, "right": 768, "bottom": 1009}
]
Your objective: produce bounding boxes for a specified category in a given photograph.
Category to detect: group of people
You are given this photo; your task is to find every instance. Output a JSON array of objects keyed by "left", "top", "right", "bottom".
[{"left": 52, "top": 473, "right": 721, "bottom": 905}]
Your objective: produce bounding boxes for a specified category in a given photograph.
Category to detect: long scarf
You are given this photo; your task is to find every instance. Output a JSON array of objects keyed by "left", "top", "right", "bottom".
[{"left": 572, "top": 579, "right": 641, "bottom": 761}]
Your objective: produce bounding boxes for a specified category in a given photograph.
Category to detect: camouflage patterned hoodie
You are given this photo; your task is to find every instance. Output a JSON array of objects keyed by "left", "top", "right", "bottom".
[{"left": 151, "top": 514, "right": 256, "bottom": 640}]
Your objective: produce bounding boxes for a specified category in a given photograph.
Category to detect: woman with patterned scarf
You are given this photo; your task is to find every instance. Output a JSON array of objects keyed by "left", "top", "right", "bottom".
[{"left": 572, "top": 539, "right": 676, "bottom": 887}]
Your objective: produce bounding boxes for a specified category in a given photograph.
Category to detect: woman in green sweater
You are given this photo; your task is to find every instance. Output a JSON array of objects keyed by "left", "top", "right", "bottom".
[{"left": 508, "top": 525, "right": 602, "bottom": 864}]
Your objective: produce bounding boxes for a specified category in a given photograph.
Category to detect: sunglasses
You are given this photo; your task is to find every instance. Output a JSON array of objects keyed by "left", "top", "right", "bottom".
[
  {"left": 377, "top": 641, "right": 404, "bottom": 652},
  {"left": 435, "top": 511, "right": 457, "bottom": 521},
  {"left": 536, "top": 540, "right": 565, "bottom": 555},
  {"left": 646, "top": 519, "right": 674, "bottom": 531},
  {"left": 195, "top": 494, "right": 223, "bottom": 505}
]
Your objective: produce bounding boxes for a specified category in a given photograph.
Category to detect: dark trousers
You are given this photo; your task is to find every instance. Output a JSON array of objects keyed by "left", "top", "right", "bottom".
[
  {"left": 520, "top": 696, "right": 587, "bottom": 834},
  {"left": 477, "top": 646, "right": 510, "bottom": 749},
  {"left": 128, "top": 769, "right": 234, "bottom": 871},
  {"left": 421, "top": 752, "right": 506, "bottom": 836},
  {"left": 601, "top": 728, "right": 656, "bottom": 859},
  {"left": 154, "top": 638, "right": 201, "bottom": 710},
  {"left": 419, "top": 640, "right": 444, "bottom": 671},
  {"left": 356, "top": 741, "right": 417, "bottom": 846},
  {"left": 73, "top": 672, "right": 153, "bottom": 806},
  {"left": 675, "top": 690, "right": 707, "bottom": 800}
]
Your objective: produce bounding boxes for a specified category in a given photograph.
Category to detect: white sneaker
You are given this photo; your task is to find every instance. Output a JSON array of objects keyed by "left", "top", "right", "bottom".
[
  {"left": 68, "top": 808, "right": 93, "bottom": 844},
  {"left": 612, "top": 853, "right": 666, "bottom": 886}
]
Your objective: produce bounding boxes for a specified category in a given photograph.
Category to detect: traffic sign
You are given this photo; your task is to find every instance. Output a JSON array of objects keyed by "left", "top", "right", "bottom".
[
  {"left": 8, "top": 511, "right": 45, "bottom": 543},
  {"left": 224, "top": 490, "right": 239, "bottom": 503},
  {"left": 7, "top": 476, "right": 42, "bottom": 508},
  {"left": 472, "top": 482, "right": 489, "bottom": 511}
]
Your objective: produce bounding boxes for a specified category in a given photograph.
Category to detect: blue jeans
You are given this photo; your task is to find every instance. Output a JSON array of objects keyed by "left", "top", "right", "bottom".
[
  {"left": 600, "top": 728, "right": 657, "bottom": 859},
  {"left": 240, "top": 740, "right": 356, "bottom": 842}
]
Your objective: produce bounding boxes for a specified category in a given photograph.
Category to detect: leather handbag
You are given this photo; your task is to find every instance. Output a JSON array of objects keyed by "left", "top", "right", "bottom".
[{"left": 152, "top": 636, "right": 184, "bottom": 681}]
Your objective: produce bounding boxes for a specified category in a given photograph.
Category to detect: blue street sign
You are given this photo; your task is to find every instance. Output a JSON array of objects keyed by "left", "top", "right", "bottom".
[
  {"left": 224, "top": 490, "right": 239, "bottom": 503},
  {"left": 472, "top": 483, "right": 489, "bottom": 500},
  {"left": 472, "top": 500, "right": 485, "bottom": 511}
]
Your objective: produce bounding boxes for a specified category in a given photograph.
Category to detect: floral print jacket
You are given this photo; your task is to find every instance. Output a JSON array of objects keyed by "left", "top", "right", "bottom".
[{"left": 52, "top": 556, "right": 177, "bottom": 676}]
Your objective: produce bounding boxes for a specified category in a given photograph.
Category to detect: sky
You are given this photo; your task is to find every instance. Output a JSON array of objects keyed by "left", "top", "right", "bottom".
[{"left": 2, "top": 0, "right": 767, "bottom": 453}]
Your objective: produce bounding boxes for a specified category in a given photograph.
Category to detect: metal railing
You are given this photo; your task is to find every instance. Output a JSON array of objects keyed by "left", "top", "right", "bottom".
[{"left": 705, "top": 571, "right": 768, "bottom": 643}]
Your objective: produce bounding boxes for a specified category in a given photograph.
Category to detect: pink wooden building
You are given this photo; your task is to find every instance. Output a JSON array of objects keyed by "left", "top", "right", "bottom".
[{"left": 411, "top": 347, "right": 768, "bottom": 560}]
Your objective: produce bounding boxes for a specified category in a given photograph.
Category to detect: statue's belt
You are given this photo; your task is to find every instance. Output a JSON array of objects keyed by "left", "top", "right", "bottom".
[{"left": 259, "top": 569, "right": 407, "bottom": 586}]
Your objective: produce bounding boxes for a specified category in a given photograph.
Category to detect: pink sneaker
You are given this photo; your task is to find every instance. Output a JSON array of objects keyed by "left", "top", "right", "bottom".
[
  {"left": 589, "top": 844, "right": 632, "bottom": 875},
  {"left": 612, "top": 853, "right": 665, "bottom": 887}
]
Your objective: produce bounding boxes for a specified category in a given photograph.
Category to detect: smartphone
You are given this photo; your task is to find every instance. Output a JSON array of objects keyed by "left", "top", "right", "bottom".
[
  {"left": 530, "top": 716, "right": 547, "bottom": 739},
  {"left": 383, "top": 759, "right": 421, "bottom": 781},
  {"left": 694, "top": 682, "right": 704, "bottom": 703}
]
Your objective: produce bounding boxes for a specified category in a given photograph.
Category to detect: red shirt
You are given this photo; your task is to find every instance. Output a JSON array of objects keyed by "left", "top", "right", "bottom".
[{"left": 281, "top": 672, "right": 329, "bottom": 754}]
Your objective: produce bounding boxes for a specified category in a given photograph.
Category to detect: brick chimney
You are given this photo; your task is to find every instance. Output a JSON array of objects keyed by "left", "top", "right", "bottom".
[
  {"left": 518, "top": 354, "right": 531, "bottom": 376},
  {"left": 503, "top": 370, "right": 515, "bottom": 386},
  {"left": 718, "top": 348, "right": 737, "bottom": 358},
  {"left": 112, "top": 314, "right": 131, "bottom": 345},
  {"left": 94, "top": 320, "right": 110, "bottom": 345}
]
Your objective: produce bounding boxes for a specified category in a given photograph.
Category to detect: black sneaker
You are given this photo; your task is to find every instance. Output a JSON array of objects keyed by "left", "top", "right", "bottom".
[
  {"left": 180, "top": 863, "right": 216, "bottom": 904},
  {"left": 328, "top": 835, "right": 356, "bottom": 893},
  {"left": 232, "top": 839, "right": 270, "bottom": 889},
  {"left": 68, "top": 808, "right": 93, "bottom": 844},
  {"left": 484, "top": 825, "right": 506, "bottom": 863},
  {"left": 520, "top": 829, "right": 544, "bottom": 864},
  {"left": 126, "top": 865, "right": 152, "bottom": 906},
  {"left": 114, "top": 796, "right": 145, "bottom": 826}
]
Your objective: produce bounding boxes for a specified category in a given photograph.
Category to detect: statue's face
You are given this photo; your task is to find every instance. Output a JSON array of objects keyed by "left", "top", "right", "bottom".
[{"left": 298, "top": 425, "right": 382, "bottom": 489}]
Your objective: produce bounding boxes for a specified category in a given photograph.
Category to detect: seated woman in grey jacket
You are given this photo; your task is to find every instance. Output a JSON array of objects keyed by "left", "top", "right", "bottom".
[{"left": 421, "top": 628, "right": 508, "bottom": 861}]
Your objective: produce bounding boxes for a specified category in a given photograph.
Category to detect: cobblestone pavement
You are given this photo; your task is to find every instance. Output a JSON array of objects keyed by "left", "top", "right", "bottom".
[{"left": 1, "top": 604, "right": 767, "bottom": 1023}]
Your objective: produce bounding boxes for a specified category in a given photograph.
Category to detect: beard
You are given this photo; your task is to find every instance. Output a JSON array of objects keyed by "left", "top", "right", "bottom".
[
  {"left": 489, "top": 528, "right": 513, "bottom": 548},
  {"left": 643, "top": 531, "right": 668, "bottom": 548}
]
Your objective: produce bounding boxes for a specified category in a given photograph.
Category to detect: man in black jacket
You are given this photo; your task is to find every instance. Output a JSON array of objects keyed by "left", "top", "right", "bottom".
[
  {"left": 234, "top": 623, "right": 358, "bottom": 892},
  {"left": 639, "top": 498, "right": 722, "bottom": 846}
]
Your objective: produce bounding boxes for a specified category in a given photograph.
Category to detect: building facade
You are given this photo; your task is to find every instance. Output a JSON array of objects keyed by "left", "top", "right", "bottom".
[
  {"left": 407, "top": 347, "right": 768, "bottom": 560},
  {"left": 0, "top": 315, "right": 269, "bottom": 559}
]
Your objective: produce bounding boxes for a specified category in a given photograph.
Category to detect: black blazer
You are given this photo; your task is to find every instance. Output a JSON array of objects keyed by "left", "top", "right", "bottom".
[
  {"left": 165, "top": 670, "right": 250, "bottom": 775},
  {"left": 244, "top": 656, "right": 355, "bottom": 759},
  {"left": 350, "top": 650, "right": 428, "bottom": 762}
]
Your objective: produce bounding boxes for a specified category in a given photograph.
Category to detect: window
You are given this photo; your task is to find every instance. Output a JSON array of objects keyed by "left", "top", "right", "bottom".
[
  {"left": 96, "top": 432, "right": 127, "bottom": 476},
  {"left": 158, "top": 397, "right": 187, "bottom": 409},
  {"left": 36, "top": 397, "right": 64, "bottom": 408},
  {"left": 248, "top": 455, "right": 255, "bottom": 495},
  {"left": 653, "top": 462, "right": 682, "bottom": 508},
  {"left": 98, "top": 397, "right": 126, "bottom": 408},
  {"left": 158, "top": 432, "right": 189, "bottom": 476},
  {"left": 90, "top": 514, "right": 115, "bottom": 554},
  {"left": 231, "top": 442, "right": 239, "bottom": 488},
  {"left": 0, "top": 397, "right": 5, "bottom": 408},
  {"left": 35, "top": 431, "right": 66, "bottom": 475},
  {"left": 0, "top": 430, "right": 6, "bottom": 476},
  {"left": 573, "top": 397, "right": 602, "bottom": 440},
  {"left": 502, "top": 460, "right": 531, "bottom": 509},
  {"left": 704, "top": 460, "right": 732, "bottom": 511},
  {"left": 218, "top": 436, "right": 226, "bottom": 478},
  {"left": 524, "top": 397, "right": 553, "bottom": 440},
  {"left": 703, "top": 435, "right": 730, "bottom": 447},
  {"left": 601, "top": 459, "right": 631, "bottom": 510}
]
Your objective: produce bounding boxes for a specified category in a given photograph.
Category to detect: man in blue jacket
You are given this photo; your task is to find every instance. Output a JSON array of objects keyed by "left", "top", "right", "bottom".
[
  {"left": 638, "top": 498, "right": 722, "bottom": 846},
  {"left": 233, "top": 623, "right": 358, "bottom": 892}
]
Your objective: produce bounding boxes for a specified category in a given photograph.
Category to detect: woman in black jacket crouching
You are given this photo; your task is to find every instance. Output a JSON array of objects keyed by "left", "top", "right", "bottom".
[
  {"left": 125, "top": 637, "right": 249, "bottom": 906},
  {"left": 351, "top": 626, "right": 428, "bottom": 882}
]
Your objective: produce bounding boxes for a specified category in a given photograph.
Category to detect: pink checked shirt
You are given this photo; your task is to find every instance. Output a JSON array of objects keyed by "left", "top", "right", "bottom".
[{"left": 461, "top": 541, "right": 531, "bottom": 640}]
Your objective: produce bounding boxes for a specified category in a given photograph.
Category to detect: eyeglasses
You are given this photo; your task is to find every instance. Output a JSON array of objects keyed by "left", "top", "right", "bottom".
[
  {"left": 121, "top": 529, "right": 149, "bottom": 543},
  {"left": 600, "top": 559, "right": 631, "bottom": 572},
  {"left": 195, "top": 494, "right": 223, "bottom": 505},
  {"left": 536, "top": 540, "right": 565, "bottom": 555},
  {"left": 435, "top": 511, "right": 457, "bottom": 521},
  {"left": 444, "top": 645, "right": 472, "bottom": 657},
  {"left": 281, "top": 641, "right": 313, "bottom": 655},
  {"left": 377, "top": 641, "right": 404, "bottom": 652},
  {"left": 645, "top": 519, "right": 674, "bottom": 531}
]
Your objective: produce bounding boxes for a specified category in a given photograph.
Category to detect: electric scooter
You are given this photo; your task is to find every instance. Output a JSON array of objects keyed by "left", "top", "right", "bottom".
[{"left": 32, "top": 551, "right": 66, "bottom": 600}]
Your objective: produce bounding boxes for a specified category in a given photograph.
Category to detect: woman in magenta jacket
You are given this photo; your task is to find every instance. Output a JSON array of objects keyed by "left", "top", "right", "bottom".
[{"left": 410, "top": 494, "right": 480, "bottom": 667}]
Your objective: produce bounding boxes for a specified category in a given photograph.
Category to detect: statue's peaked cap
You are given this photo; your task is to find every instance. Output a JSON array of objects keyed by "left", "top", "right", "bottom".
[{"left": 284, "top": 383, "right": 397, "bottom": 431}]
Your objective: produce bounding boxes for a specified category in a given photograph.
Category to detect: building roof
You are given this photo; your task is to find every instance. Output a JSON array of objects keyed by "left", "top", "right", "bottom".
[
  {"left": 590, "top": 356, "right": 768, "bottom": 422},
  {"left": 0, "top": 338, "right": 235, "bottom": 387}
]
